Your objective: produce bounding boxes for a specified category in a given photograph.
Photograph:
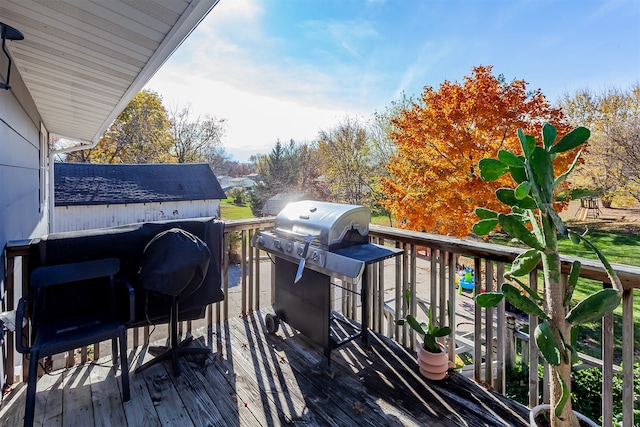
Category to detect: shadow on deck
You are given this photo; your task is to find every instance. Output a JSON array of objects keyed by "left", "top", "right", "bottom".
[{"left": 0, "top": 309, "right": 529, "bottom": 426}]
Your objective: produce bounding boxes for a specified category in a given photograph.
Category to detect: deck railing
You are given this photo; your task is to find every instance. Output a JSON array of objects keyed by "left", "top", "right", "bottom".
[{"left": 3, "top": 218, "right": 639, "bottom": 426}]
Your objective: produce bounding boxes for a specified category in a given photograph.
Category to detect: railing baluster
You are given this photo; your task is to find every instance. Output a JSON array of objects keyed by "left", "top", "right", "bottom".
[
  {"left": 474, "top": 256, "right": 482, "bottom": 380},
  {"left": 485, "top": 259, "right": 494, "bottom": 386},
  {"left": 371, "top": 238, "right": 380, "bottom": 332},
  {"left": 506, "top": 315, "right": 515, "bottom": 370},
  {"left": 622, "top": 288, "right": 634, "bottom": 427},
  {"left": 438, "top": 251, "right": 446, "bottom": 338},
  {"left": 602, "top": 280, "right": 614, "bottom": 427},
  {"left": 222, "top": 231, "right": 230, "bottom": 321},
  {"left": 429, "top": 249, "right": 437, "bottom": 348},
  {"left": 4, "top": 247, "right": 18, "bottom": 384},
  {"left": 447, "top": 252, "right": 456, "bottom": 362},
  {"left": 241, "top": 229, "right": 247, "bottom": 315},
  {"left": 377, "top": 237, "right": 385, "bottom": 334},
  {"left": 409, "top": 243, "right": 417, "bottom": 350},
  {"left": 402, "top": 244, "right": 409, "bottom": 347},
  {"left": 394, "top": 241, "right": 403, "bottom": 342},
  {"left": 255, "top": 237, "right": 261, "bottom": 313},
  {"left": 529, "top": 269, "right": 540, "bottom": 408},
  {"left": 248, "top": 229, "right": 254, "bottom": 312},
  {"left": 495, "top": 262, "right": 506, "bottom": 393}
]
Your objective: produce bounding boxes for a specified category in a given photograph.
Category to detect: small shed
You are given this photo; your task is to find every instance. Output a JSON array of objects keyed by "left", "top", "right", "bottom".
[{"left": 54, "top": 163, "right": 226, "bottom": 232}]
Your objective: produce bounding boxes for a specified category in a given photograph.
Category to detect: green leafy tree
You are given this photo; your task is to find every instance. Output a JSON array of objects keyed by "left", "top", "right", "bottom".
[
  {"left": 67, "top": 90, "right": 173, "bottom": 163},
  {"left": 249, "top": 140, "right": 301, "bottom": 216},
  {"left": 297, "top": 141, "right": 328, "bottom": 201},
  {"left": 317, "top": 116, "right": 375, "bottom": 205},
  {"left": 368, "top": 93, "right": 417, "bottom": 223}
]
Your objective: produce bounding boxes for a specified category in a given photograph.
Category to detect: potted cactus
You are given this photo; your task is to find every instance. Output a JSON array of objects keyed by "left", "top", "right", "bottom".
[
  {"left": 395, "top": 289, "right": 452, "bottom": 380},
  {"left": 472, "top": 123, "right": 622, "bottom": 427}
]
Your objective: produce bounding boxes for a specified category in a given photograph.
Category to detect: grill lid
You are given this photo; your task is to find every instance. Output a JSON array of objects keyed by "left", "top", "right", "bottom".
[{"left": 274, "top": 201, "right": 370, "bottom": 248}]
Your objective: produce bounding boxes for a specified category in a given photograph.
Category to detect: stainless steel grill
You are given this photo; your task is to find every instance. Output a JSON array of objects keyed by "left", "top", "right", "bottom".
[{"left": 252, "top": 200, "right": 403, "bottom": 365}]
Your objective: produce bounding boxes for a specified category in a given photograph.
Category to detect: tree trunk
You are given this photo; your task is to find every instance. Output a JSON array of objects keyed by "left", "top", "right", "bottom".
[{"left": 541, "top": 214, "right": 580, "bottom": 427}]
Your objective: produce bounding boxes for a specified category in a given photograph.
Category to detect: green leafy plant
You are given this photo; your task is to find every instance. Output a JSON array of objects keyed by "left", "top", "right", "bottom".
[
  {"left": 507, "top": 363, "right": 640, "bottom": 425},
  {"left": 395, "top": 289, "right": 451, "bottom": 353},
  {"left": 473, "top": 124, "right": 623, "bottom": 427}
]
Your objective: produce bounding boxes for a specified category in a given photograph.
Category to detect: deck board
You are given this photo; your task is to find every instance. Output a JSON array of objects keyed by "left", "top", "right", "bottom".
[{"left": 0, "top": 309, "right": 530, "bottom": 426}]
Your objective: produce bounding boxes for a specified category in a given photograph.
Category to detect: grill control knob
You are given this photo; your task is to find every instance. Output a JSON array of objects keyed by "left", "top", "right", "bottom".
[
  {"left": 285, "top": 242, "right": 292, "bottom": 252},
  {"left": 297, "top": 246, "right": 303, "bottom": 256},
  {"left": 311, "top": 251, "right": 319, "bottom": 261},
  {"left": 273, "top": 239, "right": 281, "bottom": 249}
]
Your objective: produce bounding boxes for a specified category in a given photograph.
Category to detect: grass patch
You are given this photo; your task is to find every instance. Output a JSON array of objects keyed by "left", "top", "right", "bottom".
[
  {"left": 371, "top": 214, "right": 393, "bottom": 226},
  {"left": 488, "top": 226, "right": 640, "bottom": 267},
  {"left": 220, "top": 198, "right": 253, "bottom": 220}
]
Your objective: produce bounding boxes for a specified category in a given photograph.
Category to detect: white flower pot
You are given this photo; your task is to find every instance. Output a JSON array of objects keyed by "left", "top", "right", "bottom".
[{"left": 529, "top": 404, "right": 598, "bottom": 427}]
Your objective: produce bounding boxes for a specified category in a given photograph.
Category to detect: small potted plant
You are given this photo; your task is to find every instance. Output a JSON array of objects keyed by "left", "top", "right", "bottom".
[
  {"left": 472, "top": 123, "right": 622, "bottom": 427},
  {"left": 395, "top": 289, "right": 452, "bottom": 380}
]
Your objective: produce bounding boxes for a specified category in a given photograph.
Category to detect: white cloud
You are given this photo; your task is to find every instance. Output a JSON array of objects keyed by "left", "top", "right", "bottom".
[
  {"left": 146, "top": 0, "right": 373, "bottom": 162},
  {"left": 147, "top": 68, "right": 349, "bottom": 162}
]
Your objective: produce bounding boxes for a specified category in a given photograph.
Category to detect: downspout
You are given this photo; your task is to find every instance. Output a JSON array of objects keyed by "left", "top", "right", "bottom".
[{"left": 48, "top": 136, "right": 99, "bottom": 232}]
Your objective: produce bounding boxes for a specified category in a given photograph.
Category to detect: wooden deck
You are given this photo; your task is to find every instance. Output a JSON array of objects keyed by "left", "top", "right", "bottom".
[{"left": 0, "top": 309, "right": 530, "bottom": 426}]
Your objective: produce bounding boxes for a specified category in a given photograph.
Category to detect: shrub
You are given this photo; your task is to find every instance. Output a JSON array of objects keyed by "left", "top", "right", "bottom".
[{"left": 506, "top": 362, "right": 640, "bottom": 424}]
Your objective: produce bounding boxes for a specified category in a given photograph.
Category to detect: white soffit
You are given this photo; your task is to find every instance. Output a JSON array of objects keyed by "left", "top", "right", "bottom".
[{"left": 1, "top": 0, "right": 219, "bottom": 143}]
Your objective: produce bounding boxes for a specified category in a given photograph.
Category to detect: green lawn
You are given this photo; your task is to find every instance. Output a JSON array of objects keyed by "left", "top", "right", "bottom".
[{"left": 220, "top": 198, "right": 253, "bottom": 220}]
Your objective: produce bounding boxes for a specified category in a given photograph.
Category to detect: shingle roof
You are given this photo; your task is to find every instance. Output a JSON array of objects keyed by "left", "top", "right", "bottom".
[{"left": 55, "top": 163, "right": 226, "bottom": 206}]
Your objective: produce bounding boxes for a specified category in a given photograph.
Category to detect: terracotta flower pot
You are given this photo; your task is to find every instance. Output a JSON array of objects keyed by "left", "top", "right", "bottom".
[
  {"left": 417, "top": 342, "right": 449, "bottom": 380},
  {"left": 529, "top": 404, "right": 598, "bottom": 427}
]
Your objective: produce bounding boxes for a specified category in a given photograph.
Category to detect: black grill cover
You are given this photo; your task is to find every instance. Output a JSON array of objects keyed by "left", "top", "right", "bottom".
[
  {"left": 33, "top": 217, "right": 225, "bottom": 326},
  {"left": 139, "top": 228, "right": 210, "bottom": 298}
]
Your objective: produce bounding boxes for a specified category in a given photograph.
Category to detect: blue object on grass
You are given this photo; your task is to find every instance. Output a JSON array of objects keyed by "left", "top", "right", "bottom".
[{"left": 459, "top": 267, "right": 474, "bottom": 290}]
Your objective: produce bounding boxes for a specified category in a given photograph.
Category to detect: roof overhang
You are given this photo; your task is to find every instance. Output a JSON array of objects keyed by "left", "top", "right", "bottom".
[{"left": 1, "top": 0, "right": 219, "bottom": 143}]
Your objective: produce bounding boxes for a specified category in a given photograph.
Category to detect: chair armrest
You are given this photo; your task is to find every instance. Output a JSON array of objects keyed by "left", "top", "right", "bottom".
[
  {"left": 30, "top": 258, "right": 120, "bottom": 288},
  {"left": 117, "top": 279, "right": 136, "bottom": 325},
  {"left": 15, "top": 295, "right": 32, "bottom": 354}
]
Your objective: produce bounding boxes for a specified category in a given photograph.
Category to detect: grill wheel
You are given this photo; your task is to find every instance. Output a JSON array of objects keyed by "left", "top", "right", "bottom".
[{"left": 265, "top": 313, "right": 280, "bottom": 334}]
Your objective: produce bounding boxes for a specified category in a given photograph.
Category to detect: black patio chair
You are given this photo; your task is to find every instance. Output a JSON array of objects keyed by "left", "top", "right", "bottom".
[{"left": 16, "top": 258, "right": 134, "bottom": 427}]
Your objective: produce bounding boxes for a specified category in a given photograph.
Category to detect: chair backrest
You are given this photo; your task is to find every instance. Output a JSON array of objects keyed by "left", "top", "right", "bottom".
[{"left": 29, "top": 258, "right": 119, "bottom": 328}]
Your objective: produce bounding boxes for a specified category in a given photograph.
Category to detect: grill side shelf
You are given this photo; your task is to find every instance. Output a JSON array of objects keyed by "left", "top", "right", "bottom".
[{"left": 332, "top": 243, "right": 403, "bottom": 265}]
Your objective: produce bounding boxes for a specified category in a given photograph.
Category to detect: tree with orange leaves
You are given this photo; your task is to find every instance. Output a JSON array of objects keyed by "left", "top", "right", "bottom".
[{"left": 381, "top": 65, "right": 573, "bottom": 237}]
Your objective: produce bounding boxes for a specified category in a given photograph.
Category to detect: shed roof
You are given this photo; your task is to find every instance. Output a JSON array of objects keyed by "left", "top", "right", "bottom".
[
  {"left": 261, "top": 192, "right": 309, "bottom": 216},
  {"left": 55, "top": 163, "right": 225, "bottom": 206}
]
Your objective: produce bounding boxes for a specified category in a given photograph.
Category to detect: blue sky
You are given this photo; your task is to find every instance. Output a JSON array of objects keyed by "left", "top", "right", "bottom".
[{"left": 145, "top": 0, "right": 640, "bottom": 163}]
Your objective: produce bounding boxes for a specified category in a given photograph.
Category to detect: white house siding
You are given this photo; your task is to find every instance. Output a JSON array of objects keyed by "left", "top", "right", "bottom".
[
  {"left": 54, "top": 200, "right": 220, "bottom": 232},
  {"left": 0, "top": 68, "right": 50, "bottom": 266},
  {"left": 1, "top": 60, "right": 50, "bottom": 383}
]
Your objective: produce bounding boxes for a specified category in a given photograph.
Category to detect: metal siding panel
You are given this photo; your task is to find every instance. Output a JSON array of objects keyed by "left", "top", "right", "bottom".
[
  {"left": 0, "top": 99, "right": 48, "bottom": 253},
  {"left": 54, "top": 201, "right": 219, "bottom": 232}
]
